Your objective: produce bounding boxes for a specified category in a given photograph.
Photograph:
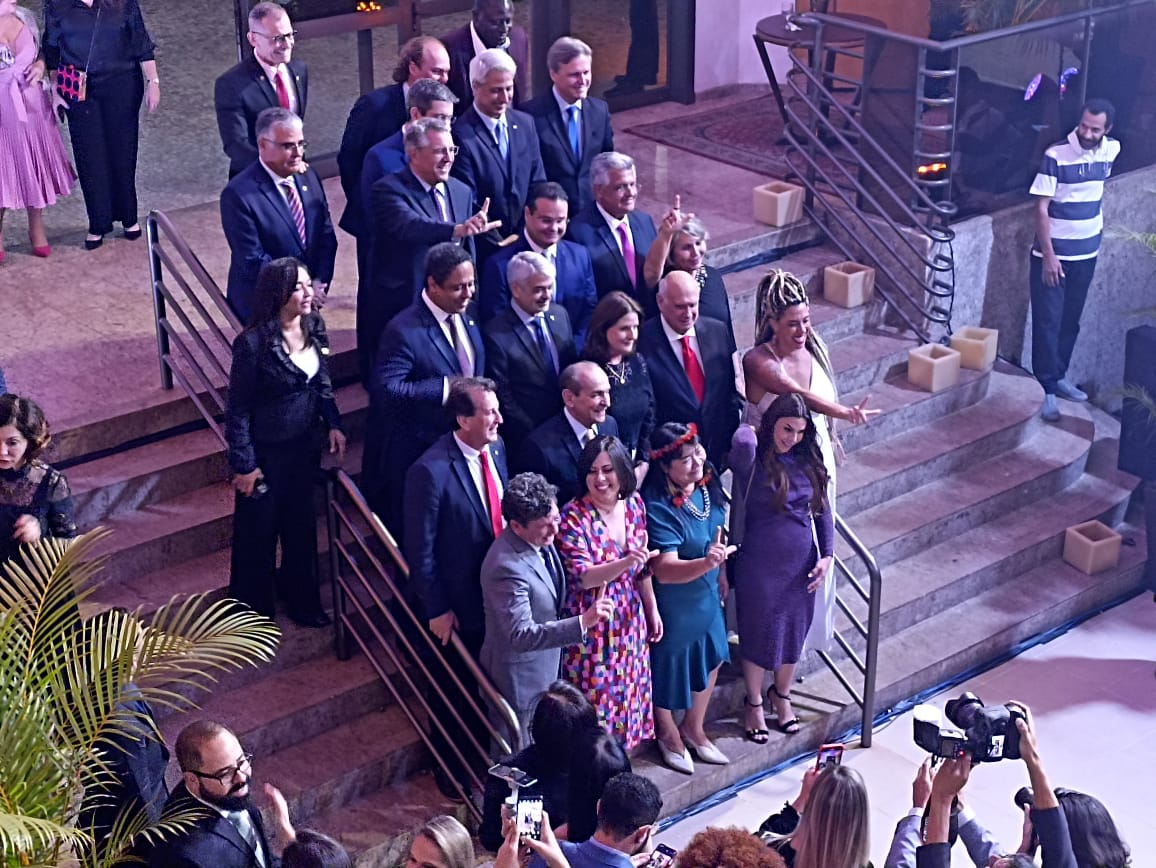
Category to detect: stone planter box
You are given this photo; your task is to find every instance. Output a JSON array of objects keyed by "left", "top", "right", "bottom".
[
  {"left": 823, "top": 262, "right": 876, "bottom": 308},
  {"left": 753, "top": 181, "right": 804, "bottom": 227},
  {"left": 906, "top": 343, "right": 961, "bottom": 393},
  {"left": 1062, "top": 520, "right": 1122, "bottom": 575},
  {"left": 950, "top": 326, "right": 999, "bottom": 371}
]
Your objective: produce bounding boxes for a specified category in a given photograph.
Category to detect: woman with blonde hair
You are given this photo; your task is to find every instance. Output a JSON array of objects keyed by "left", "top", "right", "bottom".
[
  {"left": 406, "top": 815, "right": 474, "bottom": 868},
  {"left": 762, "top": 765, "right": 871, "bottom": 868}
]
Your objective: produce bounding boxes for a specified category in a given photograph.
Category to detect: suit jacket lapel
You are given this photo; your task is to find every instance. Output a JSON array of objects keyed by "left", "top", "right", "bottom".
[
  {"left": 419, "top": 305, "right": 459, "bottom": 373},
  {"left": 404, "top": 170, "right": 442, "bottom": 221},
  {"left": 547, "top": 105, "right": 578, "bottom": 171},
  {"left": 520, "top": 543, "right": 558, "bottom": 604},
  {"left": 258, "top": 172, "right": 304, "bottom": 253},
  {"left": 655, "top": 327, "right": 699, "bottom": 405},
  {"left": 450, "top": 443, "right": 492, "bottom": 529},
  {"left": 594, "top": 220, "right": 631, "bottom": 287},
  {"left": 473, "top": 110, "right": 511, "bottom": 183}
]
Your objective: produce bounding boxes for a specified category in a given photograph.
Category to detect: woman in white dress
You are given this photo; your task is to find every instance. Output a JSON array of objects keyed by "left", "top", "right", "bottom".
[{"left": 737, "top": 269, "right": 879, "bottom": 653}]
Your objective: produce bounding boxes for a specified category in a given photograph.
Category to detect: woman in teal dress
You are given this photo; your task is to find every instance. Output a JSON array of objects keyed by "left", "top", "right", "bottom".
[{"left": 642, "top": 421, "right": 734, "bottom": 775}]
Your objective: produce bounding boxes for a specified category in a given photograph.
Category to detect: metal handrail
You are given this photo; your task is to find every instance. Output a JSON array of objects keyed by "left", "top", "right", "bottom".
[
  {"left": 325, "top": 469, "right": 524, "bottom": 819},
  {"left": 146, "top": 209, "right": 242, "bottom": 446},
  {"left": 816, "top": 514, "right": 882, "bottom": 747}
]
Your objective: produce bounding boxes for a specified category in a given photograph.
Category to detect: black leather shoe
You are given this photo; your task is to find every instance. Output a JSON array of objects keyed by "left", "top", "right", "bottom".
[
  {"left": 289, "top": 610, "right": 331, "bottom": 629},
  {"left": 84, "top": 235, "right": 104, "bottom": 250},
  {"left": 122, "top": 226, "right": 143, "bottom": 240}
]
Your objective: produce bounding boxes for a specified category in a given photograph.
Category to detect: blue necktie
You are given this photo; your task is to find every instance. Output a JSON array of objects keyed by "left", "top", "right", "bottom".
[
  {"left": 534, "top": 315, "right": 557, "bottom": 375},
  {"left": 496, "top": 119, "right": 509, "bottom": 161},
  {"left": 566, "top": 105, "right": 581, "bottom": 160}
]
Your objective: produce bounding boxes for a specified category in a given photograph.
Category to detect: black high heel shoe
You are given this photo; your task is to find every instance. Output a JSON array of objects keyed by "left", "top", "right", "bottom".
[
  {"left": 744, "top": 696, "right": 770, "bottom": 744},
  {"left": 84, "top": 234, "right": 104, "bottom": 250},
  {"left": 122, "top": 224, "right": 143, "bottom": 240},
  {"left": 768, "top": 683, "right": 800, "bottom": 734}
]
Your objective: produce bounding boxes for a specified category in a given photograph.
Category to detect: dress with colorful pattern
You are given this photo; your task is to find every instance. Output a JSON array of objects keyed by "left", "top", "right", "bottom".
[{"left": 557, "top": 492, "right": 655, "bottom": 749}]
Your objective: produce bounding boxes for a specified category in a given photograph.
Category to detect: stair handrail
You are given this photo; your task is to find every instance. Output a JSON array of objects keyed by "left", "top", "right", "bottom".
[
  {"left": 816, "top": 513, "right": 882, "bottom": 747},
  {"left": 146, "top": 209, "right": 241, "bottom": 447},
  {"left": 325, "top": 468, "right": 524, "bottom": 819}
]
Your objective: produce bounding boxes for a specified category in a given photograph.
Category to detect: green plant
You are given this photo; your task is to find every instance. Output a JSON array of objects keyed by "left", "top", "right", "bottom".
[
  {"left": 0, "top": 530, "right": 280, "bottom": 867},
  {"left": 961, "top": 0, "right": 1055, "bottom": 32}
]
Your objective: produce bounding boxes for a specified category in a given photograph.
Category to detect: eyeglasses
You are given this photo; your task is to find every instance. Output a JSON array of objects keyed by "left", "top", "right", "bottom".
[
  {"left": 190, "top": 753, "right": 253, "bottom": 785},
  {"left": 261, "top": 138, "right": 307, "bottom": 153},
  {"left": 423, "top": 145, "right": 459, "bottom": 158},
  {"left": 252, "top": 30, "right": 298, "bottom": 46}
]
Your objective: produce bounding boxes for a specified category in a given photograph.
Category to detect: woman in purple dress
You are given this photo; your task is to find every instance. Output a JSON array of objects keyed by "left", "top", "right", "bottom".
[
  {"left": 732, "top": 392, "right": 834, "bottom": 741},
  {"left": 0, "top": 0, "right": 74, "bottom": 260},
  {"left": 557, "top": 435, "right": 659, "bottom": 750}
]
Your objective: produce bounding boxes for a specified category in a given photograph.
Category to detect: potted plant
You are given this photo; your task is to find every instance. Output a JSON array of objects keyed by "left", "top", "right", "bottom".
[{"left": 0, "top": 529, "right": 281, "bottom": 867}]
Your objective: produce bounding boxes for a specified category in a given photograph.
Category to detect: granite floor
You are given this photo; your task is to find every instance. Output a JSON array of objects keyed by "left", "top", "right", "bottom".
[{"left": 654, "top": 593, "right": 1156, "bottom": 867}]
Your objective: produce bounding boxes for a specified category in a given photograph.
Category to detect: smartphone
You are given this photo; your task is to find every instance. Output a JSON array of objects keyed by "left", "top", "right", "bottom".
[
  {"left": 516, "top": 796, "right": 543, "bottom": 840},
  {"left": 815, "top": 743, "right": 844, "bottom": 770},
  {"left": 488, "top": 764, "right": 538, "bottom": 789},
  {"left": 642, "top": 843, "right": 678, "bottom": 868}
]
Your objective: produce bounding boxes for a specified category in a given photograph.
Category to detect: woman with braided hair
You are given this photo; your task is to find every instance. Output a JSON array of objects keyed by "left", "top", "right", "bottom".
[{"left": 738, "top": 270, "right": 877, "bottom": 655}]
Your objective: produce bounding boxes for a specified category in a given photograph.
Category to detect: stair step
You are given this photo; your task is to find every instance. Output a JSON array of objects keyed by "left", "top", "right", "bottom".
[
  {"left": 159, "top": 652, "right": 389, "bottom": 759},
  {"left": 825, "top": 330, "right": 921, "bottom": 396},
  {"left": 836, "top": 369, "right": 1041, "bottom": 516},
  {"left": 631, "top": 526, "right": 1148, "bottom": 824},
  {"left": 841, "top": 409, "right": 1094, "bottom": 566},
  {"left": 257, "top": 704, "right": 427, "bottom": 823},
  {"left": 707, "top": 220, "right": 824, "bottom": 271}
]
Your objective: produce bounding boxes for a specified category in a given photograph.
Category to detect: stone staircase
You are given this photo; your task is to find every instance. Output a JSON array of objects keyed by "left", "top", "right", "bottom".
[{"left": 61, "top": 215, "right": 1146, "bottom": 865}]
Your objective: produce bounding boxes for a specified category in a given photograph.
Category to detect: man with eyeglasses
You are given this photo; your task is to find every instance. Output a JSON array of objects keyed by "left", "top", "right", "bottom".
[
  {"left": 361, "top": 117, "right": 499, "bottom": 383},
  {"left": 215, "top": 2, "right": 309, "bottom": 178},
  {"left": 220, "top": 108, "right": 337, "bottom": 323},
  {"left": 149, "top": 720, "right": 294, "bottom": 868}
]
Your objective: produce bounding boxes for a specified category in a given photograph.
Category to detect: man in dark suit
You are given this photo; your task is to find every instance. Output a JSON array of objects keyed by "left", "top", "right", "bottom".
[
  {"left": 528, "top": 773, "right": 662, "bottom": 868},
  {"left": 451, "top": 48, "right": 545, "bottom": 268},
  {"left": 441, "top": 0, "right": 529, "bottom": 115},
  {"left": 480, "top": 472, "right": 612, "bottom": 741},
  {"left": 638, "top": 271, "right": 742, "bottom": 468},
  {"left": 518, "top": 361, "right": 620, "bottom": 503},
  {"left": 484, "top": 251, "right": 578, "bottom": 451},
  {"left": 363, "top": 243, "right": 485, "bottom": 536},
  {"left": 214, "top": 3, "right": 308, "bottom": 179},
  {"left": 404, "top": 377, "right": 508, "bottom": 799},
  {"left": 337, "top": 36, "right": 451, "bottom": 247},
  {"left": 363, "top": 117, "right": 498, "bottom": 382},
  {"left": 566, "top": 151, "right": 658, "bottom": 311},
  {"left": 220, "top": 108, "right": 337, "bottom": 324},
  {"left": 523, "top": 37, "right": 615, "bottom": 214},
  {"left": 479, "top": 182, "right": 598, "bottom": 347},
  {"left": 149, "top": 720, "right": 291, "bottom": 868}
]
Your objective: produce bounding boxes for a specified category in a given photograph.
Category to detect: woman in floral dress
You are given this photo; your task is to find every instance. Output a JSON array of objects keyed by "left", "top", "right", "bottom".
[{"left": 557, "top": 435, "right": 659, "bottom": 750}]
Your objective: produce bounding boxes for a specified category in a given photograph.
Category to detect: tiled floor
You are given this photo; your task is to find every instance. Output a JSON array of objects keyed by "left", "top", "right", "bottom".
[{"left": 654, "top": 593, "right": 1156, "bottom": 866}]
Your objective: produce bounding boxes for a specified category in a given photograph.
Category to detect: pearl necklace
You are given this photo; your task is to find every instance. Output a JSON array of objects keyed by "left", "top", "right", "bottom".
[{"left": 680, "top": 485, "right": 711, "bottom": 521}]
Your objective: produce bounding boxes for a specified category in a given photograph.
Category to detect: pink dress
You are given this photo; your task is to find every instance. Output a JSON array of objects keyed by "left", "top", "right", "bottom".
[
  {"left": 557, "top": 493, "right": 655, "bottom": 749},
  {"left": 0, "top": 18, "right": 74, "bottom": 209}
]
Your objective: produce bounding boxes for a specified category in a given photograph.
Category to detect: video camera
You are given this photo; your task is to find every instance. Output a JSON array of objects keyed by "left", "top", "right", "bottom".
[{"left": 913, "top": 692, "right": 1026, "bottom": 762}]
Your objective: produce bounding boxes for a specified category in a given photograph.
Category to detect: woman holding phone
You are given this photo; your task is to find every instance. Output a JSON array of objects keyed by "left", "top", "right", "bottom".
[{"left": 224, "top": 257, "right": 345, "bottom": 627}]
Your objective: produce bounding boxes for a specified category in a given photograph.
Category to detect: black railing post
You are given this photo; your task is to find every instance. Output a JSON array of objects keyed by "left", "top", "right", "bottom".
[
  {"left": 146, "top": 213, "right": 173, "bottom": 390},
  {"left": 325, "top": 471, "right": 351, "bottom": 661}
]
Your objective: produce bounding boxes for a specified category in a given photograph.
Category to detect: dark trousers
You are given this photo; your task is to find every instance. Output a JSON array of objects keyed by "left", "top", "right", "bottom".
[
  {"left": 66, "top": 71, "right": 144, "bottom": 236},
  {"left": 625, "top": 0, "right": 660, "bottom": 83},
  {"left": 229, "top": 438, "right": 323, "bottom": 619},
  {"left": 1029, "top": 255, "right": 1097, "bottom": 394}
]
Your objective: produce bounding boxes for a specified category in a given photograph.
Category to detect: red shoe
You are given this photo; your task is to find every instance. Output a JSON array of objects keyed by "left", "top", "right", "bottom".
[{"left": 33, "top": 245, "right": 51, "bottom": 258}]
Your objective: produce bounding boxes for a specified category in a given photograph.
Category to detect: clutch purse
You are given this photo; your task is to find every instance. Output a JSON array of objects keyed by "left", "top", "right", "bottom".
[{"left": 56, "top": 64, "right": 88, "bottom": 103}]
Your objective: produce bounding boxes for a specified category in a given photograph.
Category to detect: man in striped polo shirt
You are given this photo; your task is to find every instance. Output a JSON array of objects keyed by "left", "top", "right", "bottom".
[{"left": 1029, "top": 98, "right": 1120, "bottom": 423}]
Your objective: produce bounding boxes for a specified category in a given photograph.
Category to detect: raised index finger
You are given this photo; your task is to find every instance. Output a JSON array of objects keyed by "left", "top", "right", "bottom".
[{"left": 479, "top": 197, "right": 491, "bottom": 214}]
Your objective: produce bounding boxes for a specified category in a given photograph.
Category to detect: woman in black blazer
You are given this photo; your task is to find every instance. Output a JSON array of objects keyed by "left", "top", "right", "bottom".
[{"left": 225, "top": 257, "right": 346, "bottom": 627}]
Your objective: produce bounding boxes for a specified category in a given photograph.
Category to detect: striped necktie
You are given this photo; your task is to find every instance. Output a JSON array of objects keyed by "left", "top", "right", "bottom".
[{"left": 282, "top": 179, "right": 307, "bottom": 246}]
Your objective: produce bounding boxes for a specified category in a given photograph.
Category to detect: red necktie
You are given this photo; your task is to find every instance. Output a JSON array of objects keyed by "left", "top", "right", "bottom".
[
  {"left": 616, "top": 223, "right": 636, "bottom": 286},
  {"left": 282, "top": 179, "right": 307, "bottom": 246},
  {"left": 275, "top": 70, "right": 291, "bottom": 110},
  {"left": 681, "top": 335, "right": 706, "bottom": 404},
  {"left": 479, "top": 451, "right": 503, "bottom": 539}
]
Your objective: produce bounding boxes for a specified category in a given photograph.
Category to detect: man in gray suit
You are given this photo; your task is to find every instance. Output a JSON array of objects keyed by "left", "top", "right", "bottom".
[{"left": 479, "top": 472, "right": 612, "bottom": 742}]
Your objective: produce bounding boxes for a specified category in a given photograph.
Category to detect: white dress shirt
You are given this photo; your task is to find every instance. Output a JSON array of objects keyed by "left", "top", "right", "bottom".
[
  {"left": 596, "top": 202, "right": 633, "bottom": 257},
  {"left": 422, "top": 290, "right": 475, "bottom": 402},
  {"left": 255, "top": 55, "right": 298, "bottom": 116},
  {"left": 563, "top": 408, "right": 597, "bottom": 448},
  {"left": 454, "top": 433, "right": 505, "bottom": 518},
  {"left": 660, "top": 313, "right": 702, "bottom": 376}
]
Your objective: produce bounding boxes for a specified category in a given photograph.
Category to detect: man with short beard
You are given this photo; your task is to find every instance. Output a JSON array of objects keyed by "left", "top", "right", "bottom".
[{"left": 149, "top": 720, "right": 294, "bottom": 868}]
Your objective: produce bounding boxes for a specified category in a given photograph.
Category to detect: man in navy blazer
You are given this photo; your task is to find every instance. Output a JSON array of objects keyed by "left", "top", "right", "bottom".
[
  {"left": 214, "top": 3, "right": 308, "bottom": 179},
  {"left": 441, "top": 0, "right": 529, "bottom": 114},
  {"left": 364, "top": 244, "right": 485, "bottom": 535},
  {"left": 363, "top": 117, "right": 496, "bottom": 382},
  {"left": 451, "top": 48, "right": 545, "bottom": 268},
  {"left": 523, "top": 37, "right": 615, "bottom": 214},
  {"left": 336, "top": 36, "right": 451, "bottom": 242},
  {"left": 566, "top": 152, "right": 658, "bottom": 309},
  {"left": 638, "top": 272, "right": 742, "bottom": 469},
  {"left": 517, "top": 361, "right": 620, "bottom": 503},
  {"left": 404, "top": 377, "right": 508, "bottom": 797},
  {"left": 528, "top": 773, "right": 662, "bottom": 868},
  {"left": 484, "top": 251, "right": 578, "bottom": 451},
  {"left": 480, "top": 182, "right": 598, "bottom": 346},
  {"left": 220, "top": 109, "right": 337, "bottom": 324}
]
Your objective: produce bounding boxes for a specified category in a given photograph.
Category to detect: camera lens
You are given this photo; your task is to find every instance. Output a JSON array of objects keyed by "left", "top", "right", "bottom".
[{"left": 1014, "top": 786, "right": 1034, "bottom": 809}]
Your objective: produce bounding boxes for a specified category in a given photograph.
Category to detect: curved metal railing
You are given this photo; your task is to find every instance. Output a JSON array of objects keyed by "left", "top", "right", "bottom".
[{"left": 325, "top": 469, "right": 523, "bottom": 818}]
